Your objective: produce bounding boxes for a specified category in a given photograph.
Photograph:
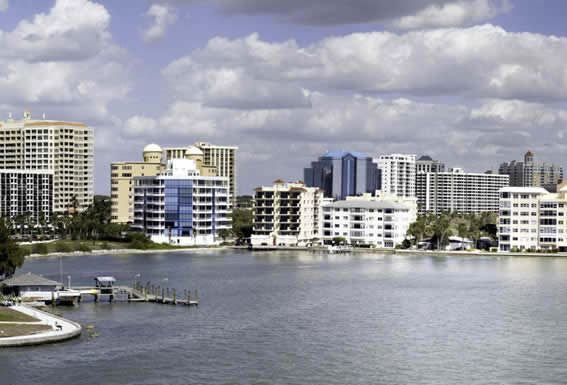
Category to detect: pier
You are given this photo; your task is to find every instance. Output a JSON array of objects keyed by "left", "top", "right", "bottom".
[{"left": 70, "top": 277, "right": 199, "bottom": 307}]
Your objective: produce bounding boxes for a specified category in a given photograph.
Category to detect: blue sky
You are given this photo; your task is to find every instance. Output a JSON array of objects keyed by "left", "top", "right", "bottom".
[{"left": 1, "top": 0, "right": 567, "bottom": 195}]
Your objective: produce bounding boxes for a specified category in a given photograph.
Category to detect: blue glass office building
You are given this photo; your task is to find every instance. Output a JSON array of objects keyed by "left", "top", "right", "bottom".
[{"left": 304, "top": 151, "right": 380, "bottom": 200}]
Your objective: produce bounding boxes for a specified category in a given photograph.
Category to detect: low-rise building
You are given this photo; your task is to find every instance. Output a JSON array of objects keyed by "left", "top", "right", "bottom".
[
  {"left": 321, "top": 200, "right": 413, "bottom": 248},
  {"left": 498, "top": 186, "right": 567, "bottom": 252},
  {"left": 131, "top": 159, "right": 231, "bottom": 246},
  {"left": 252, "top": 181, "right": 323, "bottom": 247},
  {"left": 0, "top": 169, "right": 53, "bottom": 223}
]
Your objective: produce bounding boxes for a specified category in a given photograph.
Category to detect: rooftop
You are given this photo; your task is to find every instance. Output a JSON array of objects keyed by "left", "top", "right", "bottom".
[
  {"left": 323, "top": 200, "right": 410, "bottom": 210},
  {"left": 500, "top": 187, "right": 549, "bottom": 194},
  {"left": 322, "top": 151, "right": 369, "bottom": 159},
  {"left": 2, "top": 272, "right": 59, "bottom": 287}
]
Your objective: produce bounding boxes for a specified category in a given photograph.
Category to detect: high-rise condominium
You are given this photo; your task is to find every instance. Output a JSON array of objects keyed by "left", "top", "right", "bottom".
[
  {"left": 304, "top": 151, "right": 380, "bottom": 200},
  {"left": 499, "top": 151, "right": 563, "bottom": 188},
  {"left": 132, "top": 159, "right": 231, "bottom": 246},
  {"left": 0, "top": 110, "right": 93, "bottom": 212},
  {"left": 0, "top": 169, "right": 53, "bottom": 222},
  {"left": 164, "top": 142, "right": 238, "bottom": 205},
  {"left": 375, "top": 154, "right": 416, "bottom": 198},
  {"left": 111, "top": 144, "right": 217, "bottom": 224},
  {"left": 417, "top": 168, "right": 509, "bottom": 215}
]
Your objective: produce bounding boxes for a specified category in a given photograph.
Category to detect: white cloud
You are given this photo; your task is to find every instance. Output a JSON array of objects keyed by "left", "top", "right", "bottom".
[
  {"left": 390, "top": 0, "right": 512, "bottom": 30},
  {"left": 162, "top": 26, "right": 567, "bottom": 106},
  {"left": 123, "top": 116, "right": 159, "bottom": 137},
  {"left": 0, "top": 0, "right": 129, "bottom": 122},
  {"left": 143, "top": 4, "right": 177, "bottom": 42},
  {"left": 121, "top": 91, "right": 567, "bottom": 191},
  {"left": 0, "top": 0, "right": 110, "bottom": 62}
]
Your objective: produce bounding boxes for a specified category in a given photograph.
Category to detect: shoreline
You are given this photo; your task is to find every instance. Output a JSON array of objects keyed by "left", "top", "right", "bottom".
[
  {"left": 25, "top": 247, "right": 229, "bottom": 260},
  {"left": 24, "top": 245, "right": 567, "bottom": 260},
  {"left": 237, "top": 246, "right": 567, "bottom": 258}
]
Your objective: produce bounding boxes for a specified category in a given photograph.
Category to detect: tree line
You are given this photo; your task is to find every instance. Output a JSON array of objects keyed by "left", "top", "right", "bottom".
[{"left": 405, "top": 211, "right": 498, "bottom": 250}]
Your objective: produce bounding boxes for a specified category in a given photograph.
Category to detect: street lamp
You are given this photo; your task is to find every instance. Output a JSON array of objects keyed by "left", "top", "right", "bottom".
[
  {"left": 67, "top": 275, "right": 71, "bottom": 289},
  {"left": 132, "top": 273, "right": 141, "bottom": 289}
]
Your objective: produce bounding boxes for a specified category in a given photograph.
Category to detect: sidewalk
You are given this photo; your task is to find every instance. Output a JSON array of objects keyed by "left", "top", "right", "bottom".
[{"left": 0, "top": 305, "right": 81, "bottom": 347}]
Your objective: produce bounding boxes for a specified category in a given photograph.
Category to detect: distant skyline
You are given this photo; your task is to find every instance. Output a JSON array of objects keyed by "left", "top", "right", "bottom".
[{"left": 1, "top": 0, "right": 567, "bottom": 195}]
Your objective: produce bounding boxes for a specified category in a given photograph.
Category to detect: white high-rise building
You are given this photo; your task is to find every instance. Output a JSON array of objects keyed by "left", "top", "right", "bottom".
[
  {"left": 417, "top": 168, "right": 509, "bottom": 215},
  {"left": 375, "top": 154, "right": 416, "bottom": 198},
  {"left": 0, "top": 110, "right": 94, "bottom": 212},
  {"left": 252, "top": 180, "right": 323, "bottom": 247},
  {"left": 132, "top": 159, "right": 231, "bottom": 246},
  {"left": 498, "top": 186, "right": 567, "bottom": 252}
]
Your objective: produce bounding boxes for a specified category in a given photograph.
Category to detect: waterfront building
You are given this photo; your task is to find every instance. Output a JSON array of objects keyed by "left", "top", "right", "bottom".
[
  {"left": 320, "top": 200, "right": 412, "bottom": 248},
  {"left": 131, "top": 159, "right": 231, "bottom": 246},
  {"left": 417, "top": 168, "right": 509, "bottom": 215},
  {"left": 165, "top": 142, "right": 238, "bottom": 206},
  {"left": 304, "top": 151, "right": 379, "bottom": 200},
  {"left": 499, "top": 151, "right": 563, "bottom": 187},
  {"left": 252, "top": 180, "right": 323, "bottom": 247},
  {"left": 110, "top": 144, "right": 164, "bottom": 223},
  {"left": 346, "top": 191, "right": 418, "bottom": 225},
  {"left": 416, "top": 155, "right": 445, "bottom": 174},
  {"left": 375, "top": 154, "right": 416, "bottom": 198},
  {"left": 0, "top": 110, "right": 93, "bottom": 212},
  {"left": 111, "top": 144, "right": 219, "bottom": 224},
  {"left": 0, "top": 169, "right": 53, "bottom": 223},
  {"left": 498, "top": 186, "right": 567, "bottom": 252}
]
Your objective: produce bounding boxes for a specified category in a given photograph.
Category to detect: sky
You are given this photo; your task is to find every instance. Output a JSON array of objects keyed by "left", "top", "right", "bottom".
[{"left": 1, "top": 0, "right": 567, "bottom": 195}]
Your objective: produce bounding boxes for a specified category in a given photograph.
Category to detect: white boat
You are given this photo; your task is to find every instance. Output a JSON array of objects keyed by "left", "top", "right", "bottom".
[{"left": 328, "top": 245, "right": 353, "bottom": 253}]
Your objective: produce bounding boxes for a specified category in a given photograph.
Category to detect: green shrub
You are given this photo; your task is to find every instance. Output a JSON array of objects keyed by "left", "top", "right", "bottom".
[
  {"left": 511, "top": 247, "right": 519, "bottom": 253},
  {"left": 101, "top": 241, "right": 110, "bottom": 250},
  {"left": 131, "top": 240, "right": 150, "bottom": 250},
  {"left": 490, "top": 247, "right": 498, "bottom": 253},
  {"left": 77, "top": 243, "right": 91, "bottom": 252},
  {"left": 55, "top": 242, "right": 72, "bottom": 253},
  {"left": 32, "top": 243, "right": 49, "bottom": 255}
]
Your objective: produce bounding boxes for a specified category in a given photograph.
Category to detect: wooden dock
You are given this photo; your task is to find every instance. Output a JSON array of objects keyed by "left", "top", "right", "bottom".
[{"left": 72, "top": 284, "right": 199, "bottom": 307}]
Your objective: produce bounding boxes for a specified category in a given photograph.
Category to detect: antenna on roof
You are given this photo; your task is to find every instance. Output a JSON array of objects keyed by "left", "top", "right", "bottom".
[
  {"left": 8, "top": 112, "right": 12, "bottom": 119},
  {"left": 43, "top": 113, "right": 46, "bottom": 120}
]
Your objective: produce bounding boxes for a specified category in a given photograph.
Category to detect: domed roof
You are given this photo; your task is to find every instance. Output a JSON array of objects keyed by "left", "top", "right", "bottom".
[
  {"left": 525, "top": 151, "right": 534, "bottom": 157},
  {"left": 185, "top": 146, "right": 203, "bottom": 156},
  {"left": 143, "top": 143, "right": 162, "bottom": 152}
]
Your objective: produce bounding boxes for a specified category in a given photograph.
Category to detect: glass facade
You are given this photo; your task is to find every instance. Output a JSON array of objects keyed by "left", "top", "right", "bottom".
[
  {"left": 164, "top": 180, "right": 193, "bottom": 237},
  {"left": 304, "top": 151, "right": 379, "bottom": 200}
]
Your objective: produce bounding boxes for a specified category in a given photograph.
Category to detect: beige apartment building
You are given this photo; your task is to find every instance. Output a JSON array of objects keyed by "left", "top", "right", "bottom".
[
  {"left": 111, "top": 144, "right": 218, "bottom": 224},
  {"left": 0, "top": 110, "right": 94, "bottom": 212},
  {"left": 165, "top": 142, "right": 238, "bottom": 205},
  {"left": 252, "top": 180, "right": 323, "bottom": 247}
]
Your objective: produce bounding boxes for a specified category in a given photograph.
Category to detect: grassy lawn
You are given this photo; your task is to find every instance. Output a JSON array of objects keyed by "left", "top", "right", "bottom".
[
  {"left": 0, "top": 324, "right": 51, "bottom": 338},
  {"left": 0, "top": 308, "right": 39, "bottom": 323}
]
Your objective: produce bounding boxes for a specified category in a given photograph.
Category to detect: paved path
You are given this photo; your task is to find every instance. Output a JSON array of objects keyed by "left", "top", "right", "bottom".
[{"left": 0, "top": 305, "right": 81, "bottom": 347}]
